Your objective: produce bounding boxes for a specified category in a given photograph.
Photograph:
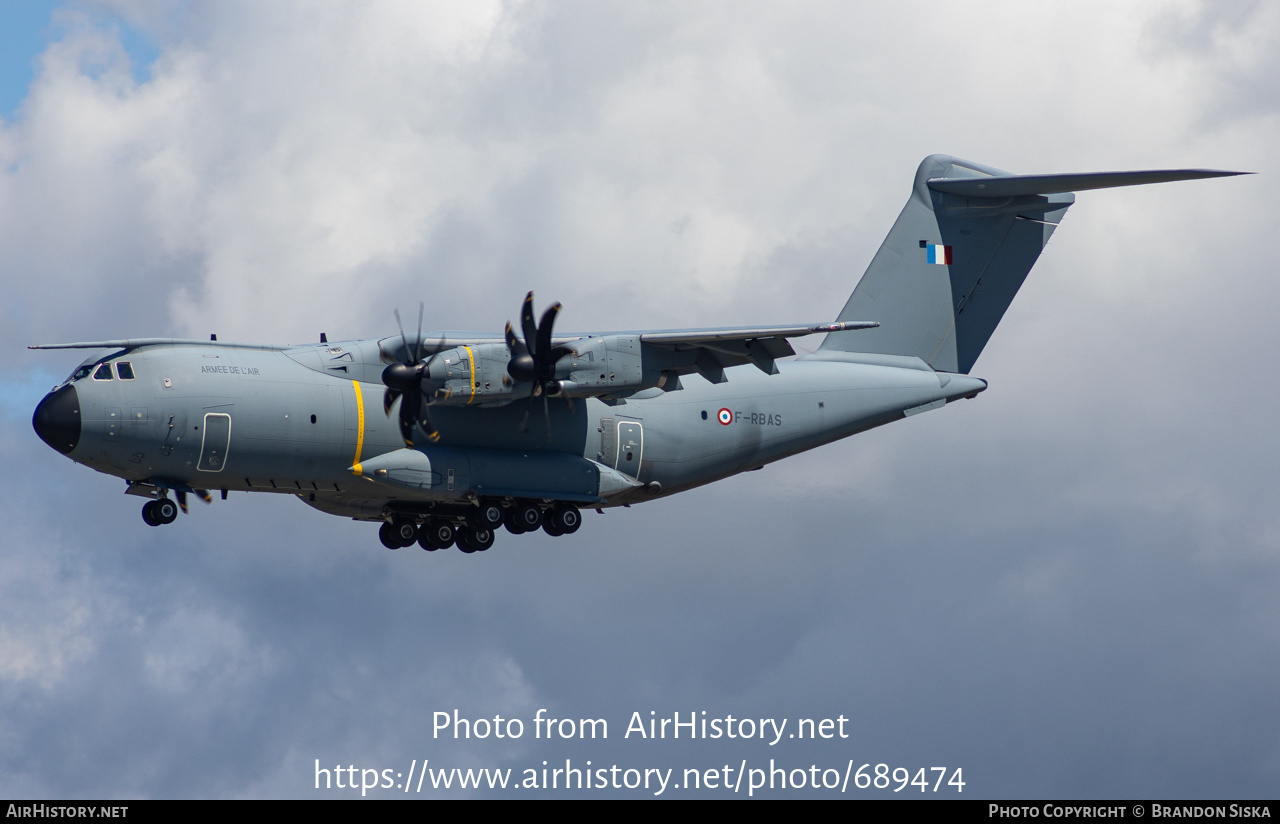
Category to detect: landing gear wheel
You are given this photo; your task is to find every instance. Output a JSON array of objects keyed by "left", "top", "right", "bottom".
[
  {"left": 458, "top": 527, "right": 494, "bottom": 552},
  {"left": 513, "top": 502, "right": 542, "bottom": 532},
  {"left": 141, "top": 500, "right": 161, "bottom": 526},
  {"left": 391, "top": 520, "right": 418, "bottom": 547},
  {"left": 154, "top": 498, "right": 178, "bottom": 524},
  {"left": 470, "top": 501, "right": 504, "bottom": 530},
  {"left": 542, "top": 520, "right": 564, "bottom": 537},
  {"left": 550, "top": 504, "right": 581, "bottom": 534},
  {"left": 418, "top": 521, "right": 455, "bottom": 551},
  {"left": 378, "top": 522, "right": 402, "bottom": 549},
  {"left": 503, "top": 507, "right": 527, "bottom": 535}
]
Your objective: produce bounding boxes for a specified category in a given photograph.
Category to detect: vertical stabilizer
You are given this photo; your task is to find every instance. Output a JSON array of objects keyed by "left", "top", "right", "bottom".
[
  {"left": 819, "top": 155, "right": 1073, "bottom": 373},
  {"left": 819, "top": 156, "right": 1244, "bottom": 373}
]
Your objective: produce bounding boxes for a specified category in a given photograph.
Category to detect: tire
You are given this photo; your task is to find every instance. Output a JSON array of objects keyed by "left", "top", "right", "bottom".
[
  {"left": 141, "top": 501, "right": 161, "bottom": 527},
  {"left": 514, "top": 502, "right": 542, "bottom": 531},
  {"left": 470, "top": 528, "right": 495, "bottom": 551},
  {"left": 456, "top": 529, "right": 477, "bottom": 553},
  {"left": 393, "top": 520, "right": 418, "bottom": 547},
  {"left": 503, "top": 507, "right": 527, "bottom": 535},
  {"left": 542, "top": 520, "right": 564, "bottom": 537},
  {"left": 418, "top": 521, "right": 454, "bottom": 551},
  {"left": 155, "top": 498, "right": 178, "bottom": 524},
  {"left": 471, "top": 501, "right": 504, "bottom": 530},
  {"left": 551, "top": 505, "right": 581, "bottom": 534},
  {"left": 378, "top": 522, "right": 401, "bottom": 549}
]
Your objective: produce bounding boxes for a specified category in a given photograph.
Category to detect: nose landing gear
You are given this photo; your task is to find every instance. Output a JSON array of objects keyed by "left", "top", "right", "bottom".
[{"left": 141, "top": 498, "right": 178, "bottom": 526}]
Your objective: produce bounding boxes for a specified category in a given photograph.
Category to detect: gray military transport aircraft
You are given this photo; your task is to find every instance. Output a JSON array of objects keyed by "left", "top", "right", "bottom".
[{"left": 31, "top": 155, "right": 1244, "bottom": 552}]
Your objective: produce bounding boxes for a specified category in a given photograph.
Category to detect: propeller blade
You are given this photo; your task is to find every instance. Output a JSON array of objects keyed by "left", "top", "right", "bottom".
[
  {"left": 393, "top": 308, "right": 409, "bottom": 362},
  {"left": 518, "top": 397, "right": 532, "bottom": 433},
  {"left": 504, "top": 322, "right": 526, "bottom": 357},
  {"left": 420, "top": 412, "right": 441, "bottom": 444},
  {"left": 176, "top": 489, "right": 189, "bottom": 514},
  {"left": 383, "top": 387, "right": 400, "bottom": 416},
  {"left": 414, "top": 301, "right": 424, "bottom": 364},
  {"left": 536, "top": 302, "right": 561, "bottom": 364},
  {"left": 399, "top": 390, "right": 421, "bottom": 446},
  {"left": 195, "top": 489, "right": 213, "bottom": 504},
  {"left": 520, "top": 291, "right": 538, "bottom": 354}
]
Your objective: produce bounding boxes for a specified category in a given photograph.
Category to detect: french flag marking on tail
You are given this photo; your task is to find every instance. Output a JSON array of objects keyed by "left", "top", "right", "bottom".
[{"left": 926, "top": 244, "right": 953, "bottom": 265}]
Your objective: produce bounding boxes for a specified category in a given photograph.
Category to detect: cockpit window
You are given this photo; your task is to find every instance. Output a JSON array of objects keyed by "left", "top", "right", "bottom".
[
  {"left": 93, "top": 363, "right": 114, "bottom": 381},
  {"left": 116, "top": 361, "right": 135, "bottom": 380},
  {"left": 71, "top": 365, "right": 94, "bottom": 382}
]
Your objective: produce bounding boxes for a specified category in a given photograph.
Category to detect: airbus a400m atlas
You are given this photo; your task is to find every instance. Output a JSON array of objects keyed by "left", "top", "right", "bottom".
[{"left": 31, "top": 155, "right": 1243, "bottom": 553}]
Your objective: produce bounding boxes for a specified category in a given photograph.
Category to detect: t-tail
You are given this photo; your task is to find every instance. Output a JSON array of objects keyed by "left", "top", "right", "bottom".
[{"left": 818, "top": 155, "right": 1246, "bottom": 374}]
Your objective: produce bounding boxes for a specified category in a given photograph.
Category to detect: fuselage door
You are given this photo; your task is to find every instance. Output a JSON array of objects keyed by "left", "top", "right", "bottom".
[
  {"left": 614, "top": 420, "right": 643, "bottom": 477},
  {"left": 197, "top": 413, "right": 232, "bottom": 472}
]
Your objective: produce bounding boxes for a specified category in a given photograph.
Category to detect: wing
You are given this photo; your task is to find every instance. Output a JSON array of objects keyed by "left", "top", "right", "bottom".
[{"left": 638, "top": 321, "right": 877, "bottom": 381}]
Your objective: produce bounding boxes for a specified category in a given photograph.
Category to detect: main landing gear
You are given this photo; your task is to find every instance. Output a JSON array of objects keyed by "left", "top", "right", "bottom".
[
  {"left": 378, "top": 518, "right": 497, "bottom": 552},
  {"left": 377, "top": 500, "right": 581, "bottom": 553}
]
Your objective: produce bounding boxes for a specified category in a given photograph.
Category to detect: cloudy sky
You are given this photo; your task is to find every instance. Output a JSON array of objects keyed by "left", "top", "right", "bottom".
[{"left": 2, "top": 0, "right": 1277, "bottom": 799}]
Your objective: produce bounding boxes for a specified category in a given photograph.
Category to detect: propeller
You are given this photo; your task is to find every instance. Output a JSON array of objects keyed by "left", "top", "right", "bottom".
[
  {"left": 505, "top": 291, "right": 574, "bottom": 435},
  {"left": 505, "top": 291, "right": 573, "bottom": 393},
  {"left": 381, "top": 303, "right": 442, "bottom": 446}
]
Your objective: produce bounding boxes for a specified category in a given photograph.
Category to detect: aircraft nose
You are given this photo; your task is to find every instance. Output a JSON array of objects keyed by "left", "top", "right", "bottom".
[{"left": 33, "top": 383, "right": 81, "bottom": 455}]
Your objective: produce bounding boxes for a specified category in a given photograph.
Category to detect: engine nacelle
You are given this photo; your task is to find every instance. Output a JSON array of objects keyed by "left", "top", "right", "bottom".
[
  {"left": 548, "top": 335, "right": 662, "bottom": 399},
  {"left": 425, "top": 343, "right": 521, "bottom": 406},
  {"left": 424, "top": 336, "right": 666, "bottom": 406}
]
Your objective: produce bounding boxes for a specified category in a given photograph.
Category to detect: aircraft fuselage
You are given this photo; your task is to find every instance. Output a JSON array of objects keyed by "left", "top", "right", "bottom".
[{"left": 35, "top": 339, "right": 985, "bottom": 526}]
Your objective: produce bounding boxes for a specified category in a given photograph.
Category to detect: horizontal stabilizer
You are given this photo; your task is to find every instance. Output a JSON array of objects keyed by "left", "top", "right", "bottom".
[{"left": 928, "top": 169, "right": 1248, "bottom": 198}]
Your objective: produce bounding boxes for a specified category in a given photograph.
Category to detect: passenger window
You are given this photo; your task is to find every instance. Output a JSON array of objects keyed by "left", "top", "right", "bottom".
[
  {"left": 116, "top": 362, "right": 135, "bottom": 380},
  {"left": 93, "top": 363, "right": 114, "bottom": 381}
]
